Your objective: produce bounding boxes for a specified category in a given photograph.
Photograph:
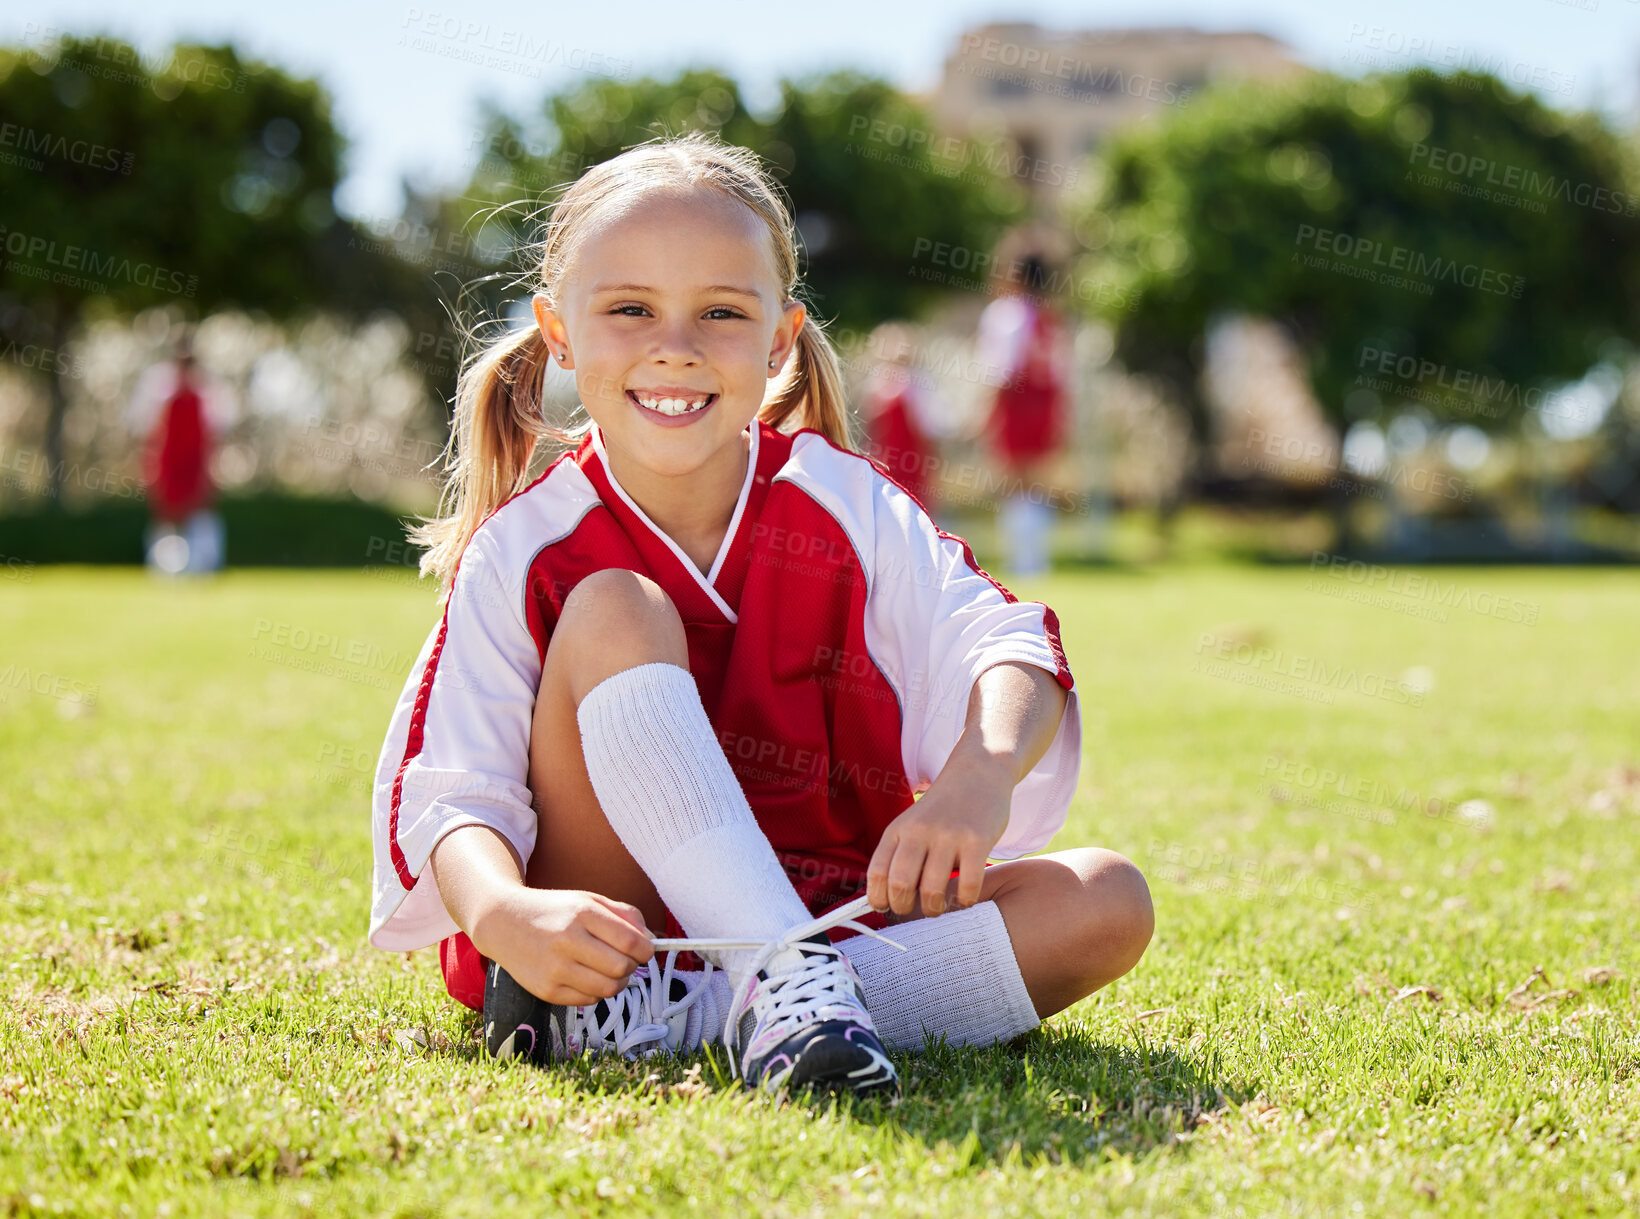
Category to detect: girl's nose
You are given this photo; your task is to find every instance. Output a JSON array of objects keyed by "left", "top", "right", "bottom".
[{"left": 648, "top": 319, "right": 705, "bottom": 364}]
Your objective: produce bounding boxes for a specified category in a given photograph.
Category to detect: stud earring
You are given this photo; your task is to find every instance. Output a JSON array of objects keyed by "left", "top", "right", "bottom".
[
  {"left": 557, "top": 352, "right": 567, "bottom": 362},
  {"left": 768, "top": 358, "right": 776, "bottom": 369}
]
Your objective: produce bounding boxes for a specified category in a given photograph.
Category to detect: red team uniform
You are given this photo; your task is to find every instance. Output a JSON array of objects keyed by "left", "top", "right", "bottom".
[
  {"left": 985, "top": 297, "right": 1069, "bottom": 471},
  {"left": 369, "top": 421, "right": 1082, "bottom": 1012},
  {"left": 863, "top": 379, "right": 935, "bottom": 509},
  {"left": 143, "top": 376, "right": 213, "bottom": 522}
]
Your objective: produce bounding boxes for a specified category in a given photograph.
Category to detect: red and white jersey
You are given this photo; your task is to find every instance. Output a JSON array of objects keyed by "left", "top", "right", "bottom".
[{"left": 368, "top": 420, "right": 1081, "bottom": 952}]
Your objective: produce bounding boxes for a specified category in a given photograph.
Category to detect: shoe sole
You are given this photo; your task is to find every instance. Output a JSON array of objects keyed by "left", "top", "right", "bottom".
[{"left": 757, "top": 1029, "right": 900, "bottom": 1097}]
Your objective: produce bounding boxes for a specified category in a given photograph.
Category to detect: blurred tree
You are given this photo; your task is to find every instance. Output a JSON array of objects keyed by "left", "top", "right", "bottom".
[
  {"left": 444, "top": 68, "right": 1025, "bottom": 339},
  {"left": 0, "top": 36, "right": 434, "bottom": 500},
  {"left": 1079, "top": 69, "right": 1640, "bottom": 445}
]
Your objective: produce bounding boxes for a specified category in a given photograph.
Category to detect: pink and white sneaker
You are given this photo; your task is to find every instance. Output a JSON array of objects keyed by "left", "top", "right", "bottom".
[{"left": 657, "top": 896, "right": 902, "bottom": 1096}]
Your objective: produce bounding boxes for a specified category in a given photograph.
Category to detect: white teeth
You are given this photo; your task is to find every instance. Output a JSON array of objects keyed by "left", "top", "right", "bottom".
[{"left": 634, "top": 393, "right": 711, "bottom": 417}]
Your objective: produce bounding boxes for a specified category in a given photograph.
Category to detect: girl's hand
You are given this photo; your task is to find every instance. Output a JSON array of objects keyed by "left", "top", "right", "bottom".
[
  {"left": 472, "top": 887, "right": 654, "bottom": 1008},
  {"left": 866, "top": 755, "right": 1015, "bottom": 917}
]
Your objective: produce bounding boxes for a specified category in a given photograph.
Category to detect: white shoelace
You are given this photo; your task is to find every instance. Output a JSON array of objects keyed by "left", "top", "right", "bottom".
[
  {"left": 570, "top": 950, "right": 712, "bottom": 1058},
  {"left": 649, "top": 895, "right": 908, "bottom": 1078}
]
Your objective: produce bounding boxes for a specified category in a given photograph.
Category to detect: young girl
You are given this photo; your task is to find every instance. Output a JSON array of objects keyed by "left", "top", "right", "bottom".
[{"left": 367, "top": 132, "right": 1154, "bottom": 1096}]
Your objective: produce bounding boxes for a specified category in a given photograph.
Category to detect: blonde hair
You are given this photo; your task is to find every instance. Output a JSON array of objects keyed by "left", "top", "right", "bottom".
[{"left": 412, "top": 130, "right": 855, "bottom": 591}]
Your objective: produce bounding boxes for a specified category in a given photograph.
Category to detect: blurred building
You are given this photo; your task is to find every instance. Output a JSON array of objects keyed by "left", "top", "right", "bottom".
[{"left": 927, "top": 24, "right": 1307, "bottom": 216}]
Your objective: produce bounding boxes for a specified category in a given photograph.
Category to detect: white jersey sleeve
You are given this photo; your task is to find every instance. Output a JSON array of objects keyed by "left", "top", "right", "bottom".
[
  {"left": 367, "top": 531, "right": 542, "bottom": 951},
  {"left": 785, "top": 434, "right": 1082, "bottom": 859}
]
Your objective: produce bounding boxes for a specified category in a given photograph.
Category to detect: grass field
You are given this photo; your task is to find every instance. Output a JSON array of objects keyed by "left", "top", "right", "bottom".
[{"left": 2, "top": 563, "right": 1637, "bottom": 1217}]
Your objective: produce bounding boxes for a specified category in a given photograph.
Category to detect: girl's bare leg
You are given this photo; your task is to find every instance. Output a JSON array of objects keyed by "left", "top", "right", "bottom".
[
  {"left": 887, "top": 848, "right": 1155, "bottom": 1018},
  {"left": 520, "top": 568, "right": 683, "bottom": 932}
]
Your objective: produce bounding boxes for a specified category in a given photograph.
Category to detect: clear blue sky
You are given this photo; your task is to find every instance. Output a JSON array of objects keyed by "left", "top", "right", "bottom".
[{"left": 7, "top": 0, "right": 1638, "bottom": 221}]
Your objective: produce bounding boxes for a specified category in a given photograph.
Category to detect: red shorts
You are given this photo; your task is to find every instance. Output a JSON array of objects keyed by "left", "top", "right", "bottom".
[{"left": 437, "top": 851, "right": 903, "bottom": 1013}]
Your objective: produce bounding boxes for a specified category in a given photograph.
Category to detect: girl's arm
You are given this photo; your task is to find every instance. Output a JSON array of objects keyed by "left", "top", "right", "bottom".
[
  {"left": 866, "top": 660, "right": 1067, "bottom": 916},
  {"left": 427, "top": 822, "right": 526, "bottom": 944}
]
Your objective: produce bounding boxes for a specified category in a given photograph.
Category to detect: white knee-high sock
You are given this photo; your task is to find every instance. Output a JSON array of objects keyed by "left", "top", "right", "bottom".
[
  {"left": 676, "top": 901, "right": 1039, "bottom": 1051},
  {"left": 838, "top": 900, "right": 1040, "bottom": 1050},
  {"left": 575, "top": 662, "right": 813, "bottom": 987}
]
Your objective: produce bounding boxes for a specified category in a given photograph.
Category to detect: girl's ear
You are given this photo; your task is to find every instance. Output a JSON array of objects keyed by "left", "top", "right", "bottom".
[
  {"left": 771, "top": 298, "right": 807, "bottom": 370},
  {"left": 533, "top": 294, "right": 569, "bottom": 363}
]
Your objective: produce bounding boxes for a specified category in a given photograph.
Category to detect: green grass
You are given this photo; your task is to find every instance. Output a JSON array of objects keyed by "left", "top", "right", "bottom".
[{"left": 2, "top": 564, "right": 1637, "bottom": 1217}]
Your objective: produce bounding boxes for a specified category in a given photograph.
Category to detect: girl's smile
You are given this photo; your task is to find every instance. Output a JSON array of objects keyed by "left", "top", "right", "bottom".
[{"left": 627, "top": 387, "right": 719, "bottom": 425}]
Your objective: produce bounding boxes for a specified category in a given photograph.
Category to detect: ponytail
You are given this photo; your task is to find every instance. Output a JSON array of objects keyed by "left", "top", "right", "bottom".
[
  {"left": 410, "top": 322, "right": 561, "bottom": 592},
  {"left": 759, "top": 310, "right": 855, "bottom": 451}
]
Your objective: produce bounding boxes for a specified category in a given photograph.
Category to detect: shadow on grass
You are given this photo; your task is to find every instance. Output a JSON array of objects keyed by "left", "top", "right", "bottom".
[
  {"left": 820, "top": 1023, "right": 1240, "bottom": 1168},
  {"left": 440, "top": 1009, "right": 1241, "bottom": 1168}
]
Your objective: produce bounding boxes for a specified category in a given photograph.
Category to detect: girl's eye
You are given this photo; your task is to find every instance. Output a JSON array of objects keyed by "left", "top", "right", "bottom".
[{"left": 607, "top": 305, "right": 745, "bottom": 320}]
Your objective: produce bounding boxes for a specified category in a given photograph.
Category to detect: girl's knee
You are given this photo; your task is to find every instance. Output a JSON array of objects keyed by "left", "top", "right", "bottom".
[
  {"left": 552, "top": 569, "right": 688, "bottom": 698},
  {"left": 1074, "top": 848, "right": 1154, "bottom": 978},
  {"left": 561, "top": 568, "right": 680, "bottom": 629}
]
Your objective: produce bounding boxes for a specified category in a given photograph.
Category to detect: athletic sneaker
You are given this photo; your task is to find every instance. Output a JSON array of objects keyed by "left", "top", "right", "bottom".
[
  {"left": 718, "top": 897, "right": 901, "bottom": 1096},
  {"left": 483, "top": 950, "right": 713, "bottom": 1064}
]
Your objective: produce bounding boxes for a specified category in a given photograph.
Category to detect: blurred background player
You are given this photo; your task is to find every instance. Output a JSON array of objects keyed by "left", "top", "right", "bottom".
[
  {"left": 975, "top": 249, "right": 1072, "bottom": 576},
  {"left": 860, "top": 321, "right": 948, "bottom": 516},
  {"left": 126, "top": 332, "right": 233, "bottom": 575}
]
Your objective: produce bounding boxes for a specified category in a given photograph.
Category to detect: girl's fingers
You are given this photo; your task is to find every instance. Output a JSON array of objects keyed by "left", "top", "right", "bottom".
[
  {"left": 885, "top": 837, "right": 929, "bottom": 915},
  {"left": 570, "top": 923, "right": 647, "bottom": 981},
  {"left": 594, "top": 894, "right": 652, "bottom": 933},
  {"left": 955, "top": 841, "right": 988, "bottom": 910},
  {"left": 865, "top": 832, "right": 898, "bottom": 911},
  {"left": 583, "top": 903, "right": 654, "bottom": 965},
  {"left": 918, "top": 844, "right": 958, "bottom": 916},
  {"left": 544, "top": 956, "right": 632, "bottom": 1006}
]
